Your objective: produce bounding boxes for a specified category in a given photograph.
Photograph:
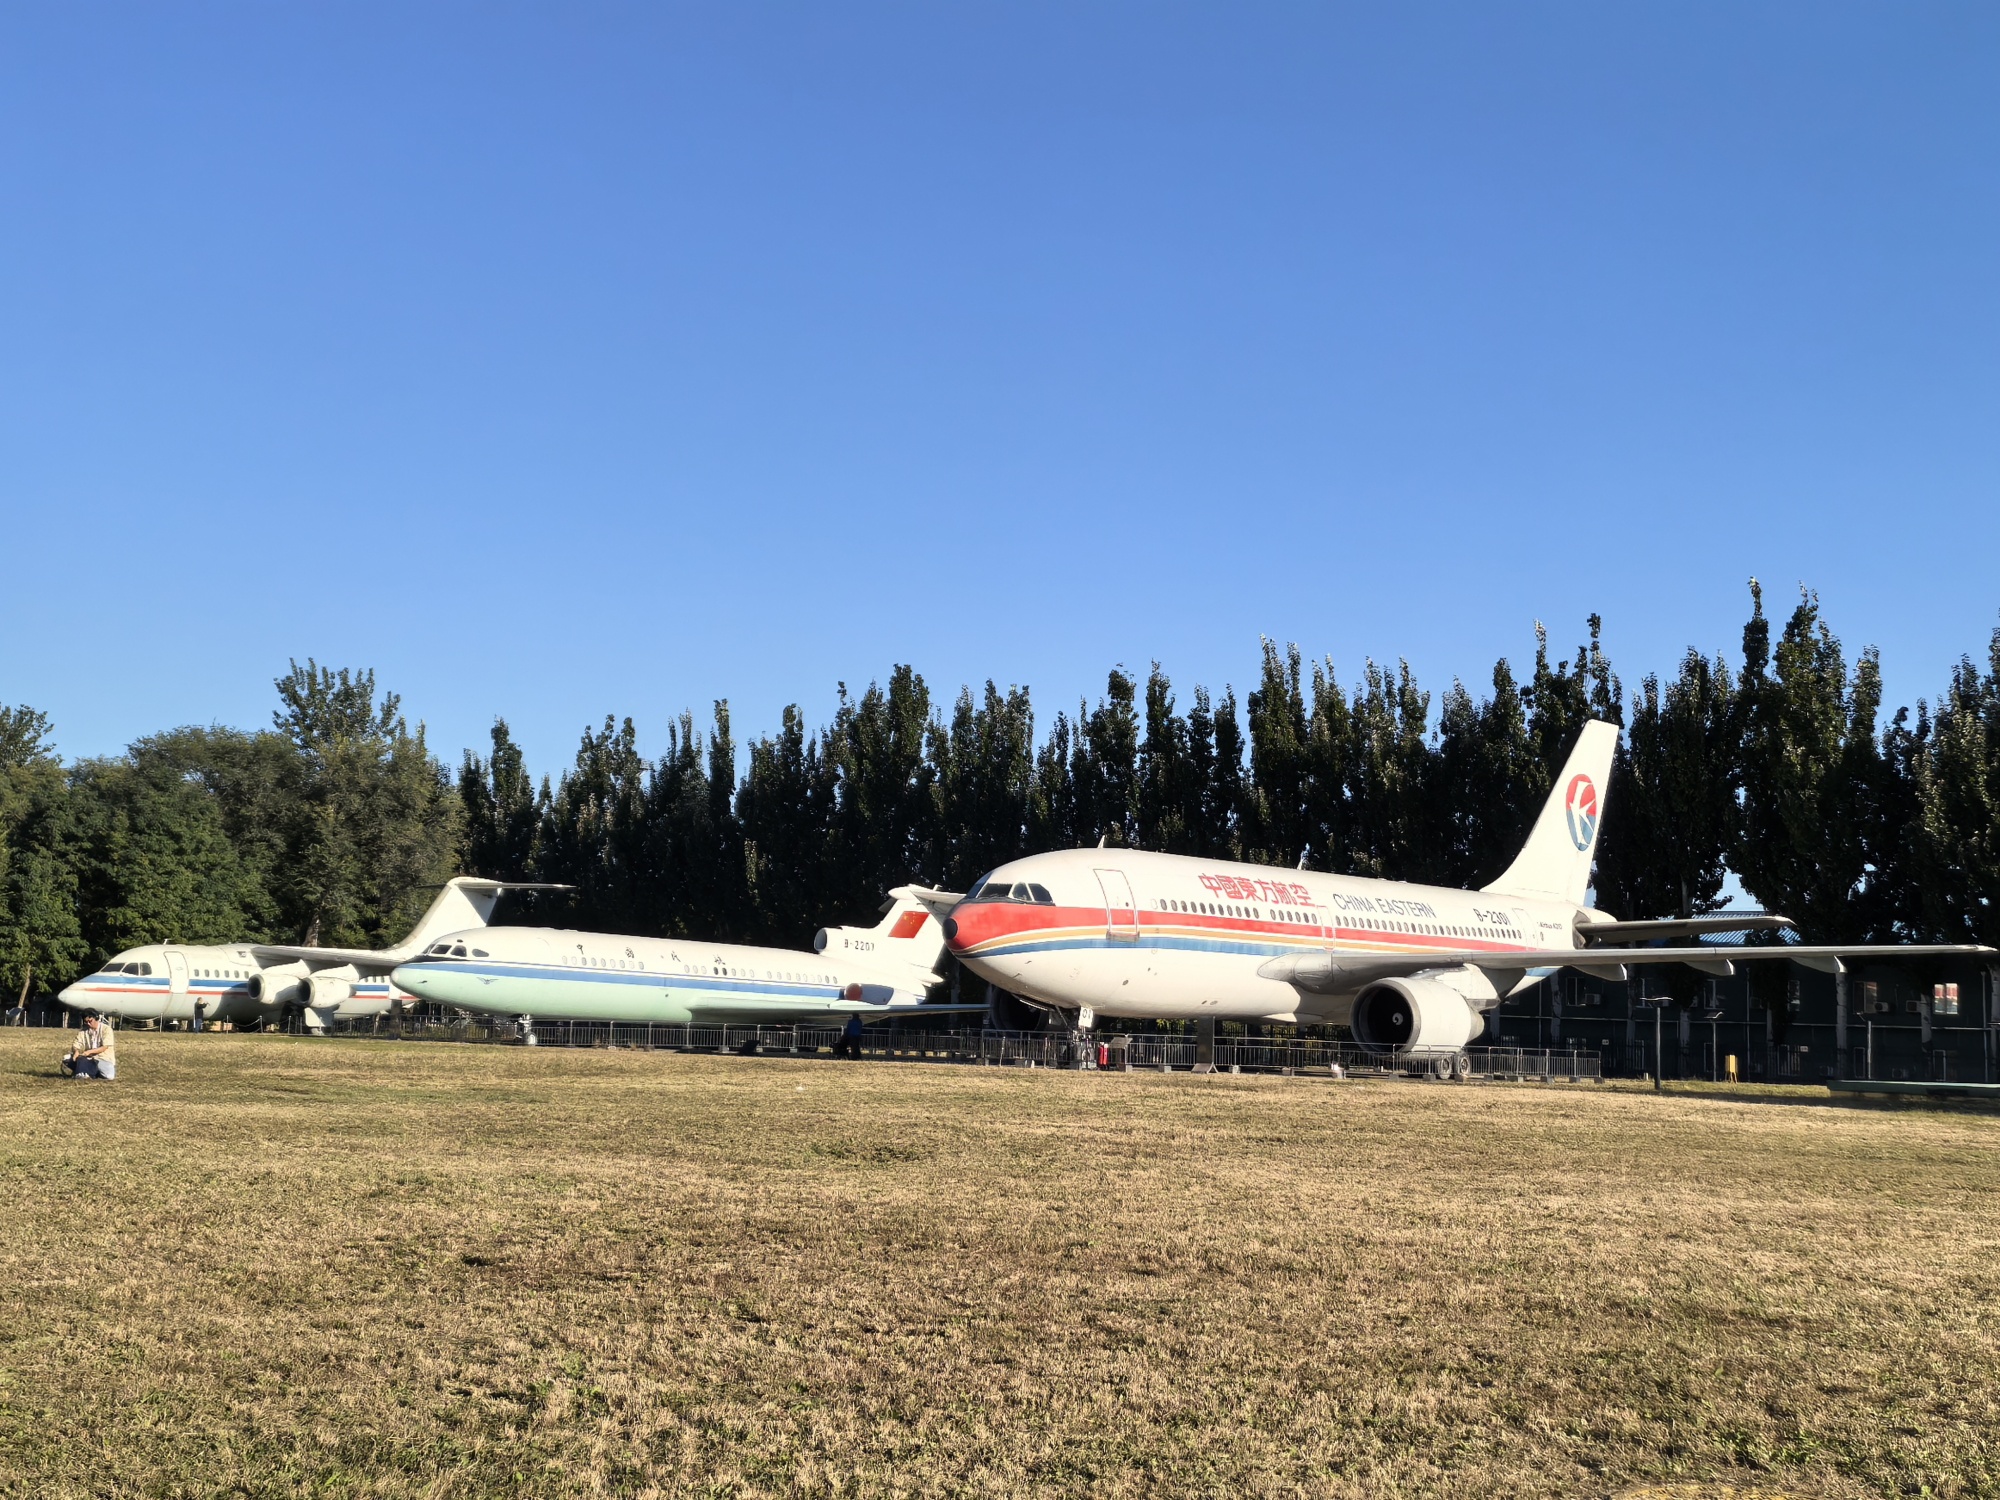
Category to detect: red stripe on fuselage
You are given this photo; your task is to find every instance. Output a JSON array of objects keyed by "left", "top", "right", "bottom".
[{"left": 949, "top": 900, "right": 1536, "bottom": 957}]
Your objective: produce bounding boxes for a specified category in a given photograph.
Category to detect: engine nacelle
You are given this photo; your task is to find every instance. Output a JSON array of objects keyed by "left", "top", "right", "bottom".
[
  {"left": 248, "top": 965, "right": 308, "bottom": 1007},
  {"left": 302, "top": 973, "right": 356, "bottom": 1009},
  {"left": 1350, "top": 977, "right": 1480, "bottom": 1058}
]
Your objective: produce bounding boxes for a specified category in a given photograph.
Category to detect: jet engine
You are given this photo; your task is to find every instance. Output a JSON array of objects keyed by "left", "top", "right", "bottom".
[
  {"left": 248, "top": 965, "right": 309, "bottom": 1007},
  {"left": 302, "top": 973, "right": 356, "bottom": 1009},
  {"left": 1350, "top": 977, "right": 1480, "bottom": 1058}
]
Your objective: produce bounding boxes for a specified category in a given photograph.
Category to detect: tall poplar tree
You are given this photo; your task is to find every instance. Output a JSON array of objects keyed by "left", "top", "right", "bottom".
[
  {"left": 1913, "top": 629, "right": 2000, "bottom": 944},
  {"left": 1733, "top": 583, "right": 1897, "bottom": 942},
  {"left": 1594, "top": 649, "right": 1738, "bottom": 920}
]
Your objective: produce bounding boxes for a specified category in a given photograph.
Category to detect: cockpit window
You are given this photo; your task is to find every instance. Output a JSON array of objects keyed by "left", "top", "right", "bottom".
[
  {"left": 450, "top": 945, "right": 468, "bottom": 958},
  {"left": 137, "top": 963, "right": 152, "bottom": 976},
  {"left": 1027, "top": 884, "right": 1054, "bottom": 905},
  {"left": 103, "top": 962, "right": 127, "bottom": 974},
  {"left": 431, "top": 943, "right": 451, "bottom": 954},
  {"left": 472, "top": 948, "right": 489, "bottom": 958}
]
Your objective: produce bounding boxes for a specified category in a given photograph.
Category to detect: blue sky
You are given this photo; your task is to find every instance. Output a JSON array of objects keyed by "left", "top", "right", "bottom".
[{"left": 3, "top": 4, "right": 1996, "bottom": 777}]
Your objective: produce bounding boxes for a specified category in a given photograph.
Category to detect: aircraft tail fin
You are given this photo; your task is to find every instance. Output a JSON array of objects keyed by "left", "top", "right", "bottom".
[
  {"left": 814, "top": 885, "right": 954, "bottom": 988},
  {"left": 1481, "top": 720, "right": 1618, "bottom": 908},
  {"left": 393, "top": 878, "right": 573, "bottom": 958}
]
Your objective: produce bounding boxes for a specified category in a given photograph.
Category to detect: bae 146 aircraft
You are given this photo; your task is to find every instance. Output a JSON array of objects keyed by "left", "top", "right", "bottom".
[
  {"left": 934, "top": 721, "right": 1996, "bottom": 1060},
  {"left": 389, "top": 886, "right": 976, "bottom": 1035},
  {"left": 59, "top": 877, "right": 567, "bottom": 1031}
]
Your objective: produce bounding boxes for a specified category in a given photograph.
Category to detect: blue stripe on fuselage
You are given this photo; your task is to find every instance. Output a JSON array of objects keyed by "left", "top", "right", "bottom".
[{"left": 407, "top": 960, "right": 846, "bottom": 1000}]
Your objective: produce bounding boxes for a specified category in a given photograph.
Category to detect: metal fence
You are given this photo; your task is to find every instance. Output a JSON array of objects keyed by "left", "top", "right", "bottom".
[{"left": 322, "top": 1012, "right": 1600, "bottom": 1080}]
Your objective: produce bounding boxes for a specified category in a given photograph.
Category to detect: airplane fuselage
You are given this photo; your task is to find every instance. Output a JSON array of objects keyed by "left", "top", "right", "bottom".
[
  {"left": 944, "top": 848, "right": 1582, "bottom": 1025},
  {"left": 391, "top": 925, "right": 938, "bottom": 1025},
  {"left": 58, "top": 943, "right": 401, "bottom": 1025}
]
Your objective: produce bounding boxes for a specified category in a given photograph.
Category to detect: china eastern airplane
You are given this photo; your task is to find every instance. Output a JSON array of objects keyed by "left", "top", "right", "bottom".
[
  {"left": 388, "top": 886, "right": 976, "bottom": 1035},
  {"left": 59, "top": 877, "right": 567, "bottom": 1030},
  {"left": 933, "top": 721, "right": 1996, "bottom": 1061}
]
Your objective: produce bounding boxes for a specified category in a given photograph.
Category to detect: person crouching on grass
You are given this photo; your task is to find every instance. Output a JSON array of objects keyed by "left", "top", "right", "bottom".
[{"left": 61, "top": 1009, "right": 116, "bottom": 1081}]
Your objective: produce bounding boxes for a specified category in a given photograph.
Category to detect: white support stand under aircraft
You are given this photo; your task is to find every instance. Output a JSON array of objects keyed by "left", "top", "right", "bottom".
[
  {"left": 388, "top": 886, "right": 979, "bottom": 1036},
  {"left": 931, "top": 720, "right": 1995, "bottom": 1062},
  {"left": 59, "top": 878, "right": 569, "bottom": 1032}
]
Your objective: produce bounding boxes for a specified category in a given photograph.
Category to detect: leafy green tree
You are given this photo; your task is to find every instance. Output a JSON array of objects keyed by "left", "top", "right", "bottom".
[
  {"left": 0, "top": 703, "right": 84, "bottom": 993},
  {"left": 1595, "top": 649, "right": 1738, "bottom": 920},
  {"left": 537, "top": 715, "right": 652, "bottom": 934},
  {"left": 739, "top": 704, "right": 840, "bottom": 943},
  {"left": 1346, "top": 661, "right": 1434, "bottom": 881},
  {"left": 932, "top": 682, "right": 1036, "bottom": 888},
  {"left": 460, "top": 719, "right": 542, "bottom": 881},
  {"left": 1077, "top": 669, "right": 1140, "bottom": 848},
  {"left": 270, "top": 661, "right": 463, "bottom": 948},
  {"left": 1029, "top": 710, "right": 1079, "bottom": 852},
  {"left": 827, "top": 668, "right": 938, "bottom": 919},
  {"left": 1138, "top": 666, "right": 1197, "bottom": 854},
  {"left": 1912, "top": 628, "right": 2000, "bottom": 944},
  {"left": 66, "top": 756, "right": 269, "bottom": 960},
  {"left": 1734, "top": 583, "right": 1898, "bottom": 942},
  {"left": 1207, "top": 689, "right": 1250, "bottom": 859},
  {"left": 1433, "top": 659, "right": 1540, "bottom": 887},
  {"left": 1301, "top": 661, "right": 1354, "bottom": 874},
  {"left": 1245, "top": 641, "right": 1310, "bottom": 866},
  {"left": 127, "top": 726, "right": 295, "bottom": 919}
]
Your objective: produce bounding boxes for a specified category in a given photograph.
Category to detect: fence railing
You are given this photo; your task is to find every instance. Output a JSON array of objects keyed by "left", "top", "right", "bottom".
[{"left": 321, "top": 1012, "right": 1600, "bottom": 1080}]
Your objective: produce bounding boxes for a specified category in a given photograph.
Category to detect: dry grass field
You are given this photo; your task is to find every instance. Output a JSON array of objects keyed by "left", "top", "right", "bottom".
[{"left": 1, "top": 1032, "right": 1996, "bottom": 1499}]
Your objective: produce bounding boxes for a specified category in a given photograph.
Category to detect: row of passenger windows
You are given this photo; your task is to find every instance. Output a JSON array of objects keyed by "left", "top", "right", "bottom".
[
  {"left": 1152, "top": 900, "right": 1520, "bottom": 942},
  {"left": 196, "top": 967, "right": 248, "bottom": 979}
]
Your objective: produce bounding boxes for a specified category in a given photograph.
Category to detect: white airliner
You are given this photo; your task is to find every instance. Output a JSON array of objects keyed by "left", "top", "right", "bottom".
[
  {"left": 935, "top": 721, "right": 1995, "bottom": 1061},
  {"left": 389, "top": 887, "right": 976, "bottom": 1034},
  {"left": 58, "top": 878, "right": 566, "bottom": 1031}
]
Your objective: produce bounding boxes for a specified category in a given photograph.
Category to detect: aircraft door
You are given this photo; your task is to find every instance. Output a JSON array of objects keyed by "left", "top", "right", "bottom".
[
  {"left": 163, "top": 948, "right": 190, "bottom": 1021},
  {"left": 1094, "top": 869, "right": 1141, "bottom": 943}
]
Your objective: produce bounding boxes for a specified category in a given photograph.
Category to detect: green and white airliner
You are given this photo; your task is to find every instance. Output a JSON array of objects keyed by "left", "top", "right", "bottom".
[{"left": 390, "top": 886, "right": 969, "bottom": 1034}]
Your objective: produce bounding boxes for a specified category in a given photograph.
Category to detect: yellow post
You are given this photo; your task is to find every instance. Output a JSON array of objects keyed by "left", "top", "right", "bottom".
[{"left": 1724, "top": 1054, "right": 1739, "bottom": 1083}]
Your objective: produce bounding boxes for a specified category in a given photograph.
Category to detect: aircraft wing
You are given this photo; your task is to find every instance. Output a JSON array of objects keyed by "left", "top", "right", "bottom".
[
  {"left": 1577, "top": 915, "right": 1795, "bottom": 943},
  {"left": 250, "top": 946, "right": 406, "bottom": 975},
  {"left": 1262, "top": 942, "right": 1998, "bottom": 995}
]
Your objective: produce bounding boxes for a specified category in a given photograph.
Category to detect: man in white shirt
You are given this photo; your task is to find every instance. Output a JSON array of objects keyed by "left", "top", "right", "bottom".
[{"left": 64, "top": 1009, "right": 116, "bottom": 1080}]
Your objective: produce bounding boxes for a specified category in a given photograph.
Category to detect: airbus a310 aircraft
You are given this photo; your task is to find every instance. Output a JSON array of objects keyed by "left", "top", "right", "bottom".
[
  {"left": 59, "top": 877, "right": 566, "bottom": 1030},
  {"left": 936, "top": 721, "right": 1995, "bottom": 1061},
  {"left": 389, "top": 887, "right": 973, "bottom": 1035}
]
